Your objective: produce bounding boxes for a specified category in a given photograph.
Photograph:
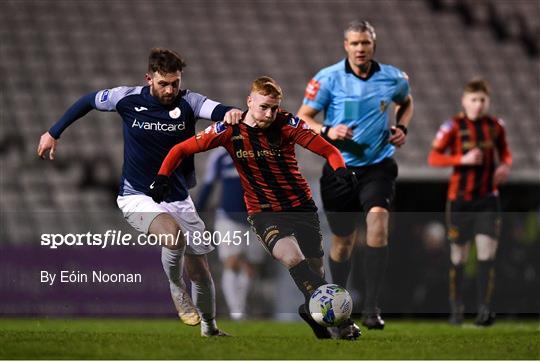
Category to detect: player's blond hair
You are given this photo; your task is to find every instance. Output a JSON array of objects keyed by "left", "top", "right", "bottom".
[{"left": 251, "top": 76, "right": 283, "bottom": 99}]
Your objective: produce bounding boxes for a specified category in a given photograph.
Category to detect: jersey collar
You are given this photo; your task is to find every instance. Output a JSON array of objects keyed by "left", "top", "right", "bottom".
[
  {"left": 345, "top": 59, "right": 380, "bottom": 81},
  {"left": 142, "top": 86, "right": 184, "bottom": 109}
]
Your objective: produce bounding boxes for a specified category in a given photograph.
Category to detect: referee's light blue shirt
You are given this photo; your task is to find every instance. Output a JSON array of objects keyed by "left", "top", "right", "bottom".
[{"left": 303, "top": 59, "right": 410, "bottom": 167}]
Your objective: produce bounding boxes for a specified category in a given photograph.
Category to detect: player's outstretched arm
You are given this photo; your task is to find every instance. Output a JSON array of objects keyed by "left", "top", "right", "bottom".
[
  {"left": 37, "top": 92, "right": 98, "bottom": 160},
  {"left": 149, "top": 136, "right": 202, "bottom": 203},
  {"left": 37, "top": 132, "right": 58, "bottom": 160},
  {"left": 223, "top": 108, "right": 243, "bottom": 125},
  {"left": 304, "top": 135, "right": 346, "bottom": 170},
  {"left": 293, "top": 125, "right": 356, "bottom": 185},
  {"left": 306, "top": 136, "right": 357, "bottom": 186},
  {"left": 151, "top": 123, "right": 230, "bottom": 203}
]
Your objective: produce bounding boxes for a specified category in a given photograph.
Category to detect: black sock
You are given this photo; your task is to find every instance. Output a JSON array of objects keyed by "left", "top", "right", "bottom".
[
  {"left": 328, "top": 256, "right": 351, "bottom": 288},
  {"left": 289, "top": 260, "right": 327, "bottom": 303},
  {"left": 477, "top": 260, "right": 495, "bottom": 309},
  {"left": 363, "top": 245, "right": 388, "bottom": 313},
  {"left": 449, "top": 264, "right": 464, "bottom": 309}
]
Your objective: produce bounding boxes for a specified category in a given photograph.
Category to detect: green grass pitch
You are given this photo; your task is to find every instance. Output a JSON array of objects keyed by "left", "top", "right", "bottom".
[{"left": 1, "top": 318, "right": 538, "bottom": 359}]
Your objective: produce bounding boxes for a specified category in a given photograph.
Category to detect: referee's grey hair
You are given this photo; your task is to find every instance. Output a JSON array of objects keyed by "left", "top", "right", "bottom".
[{"left": 344, "top": 20, "right": 376, "bottom": 41}]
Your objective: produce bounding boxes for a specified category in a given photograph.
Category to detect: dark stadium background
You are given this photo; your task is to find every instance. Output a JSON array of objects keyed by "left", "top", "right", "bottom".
[{"left": 1, "top": 0, "right": 538, "bottom": 320}]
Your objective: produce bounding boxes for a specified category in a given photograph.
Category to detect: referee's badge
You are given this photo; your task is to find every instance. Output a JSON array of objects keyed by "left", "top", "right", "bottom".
[
  {"left": 169, "top": 107, "right": 181, "bottom": 119},
  {"left": 380, "top": 100, "right": 388, "bottom": 113}
]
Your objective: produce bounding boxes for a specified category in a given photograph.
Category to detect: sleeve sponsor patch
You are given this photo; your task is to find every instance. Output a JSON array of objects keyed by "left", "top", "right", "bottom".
[
  {"left": 287, "top": 116, "right": 300, "bottom": 128},
  {"left": 214, "top": 121, "right": 227, "bottom": 134},
  {"left": 304, "top": 79, "right": 320, "bottom": 100},
  {"left": 433, "top": 120, "right": 453, "bottom": 146},
  {"left": 99, "top": 89, "right": 110, "bottom": 103},
  {"left": 440, "top": 120, "right": 453, "bottom": 133}
]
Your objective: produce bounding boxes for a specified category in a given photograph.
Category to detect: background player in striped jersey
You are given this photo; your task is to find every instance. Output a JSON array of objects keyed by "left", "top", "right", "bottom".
[
  {"left": 150, "top": 76, "right": 361, "bottom": 340},
  {"left": 37, "top": 48, "right": 242, "bottom": 336},
  {"left": 428, "top": 79, "right": 512, "bottom": 326},
  {"left": 297, "top": 20, "right": 414, "bottom": 329},
  {"left": 196, "top": 148, "right": 265, "bottom": 320}
]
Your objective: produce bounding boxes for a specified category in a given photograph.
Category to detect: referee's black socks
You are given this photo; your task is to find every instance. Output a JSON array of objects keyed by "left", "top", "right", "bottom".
[
  {"left": 328, "top": 256, "right": 351, "bottom": 288},
  {"left": 364, "top": 245, "right": 388, "bottom": 313}
]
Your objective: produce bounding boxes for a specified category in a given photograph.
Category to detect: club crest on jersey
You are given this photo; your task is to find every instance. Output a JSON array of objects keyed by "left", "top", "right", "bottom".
[
  {"left": 99, "top": 90, "right": 110, "bottom": 103},
  {"left": 288, "top": 116, "right": 301, "bottom": 128},
  {"left": 380, "top": 100, "right": 388, "bottom": 113},
  {"left": 169, "top": 107, "right": 181, "bottom": 119},
  {"left": 214, "top": 121, "right": 227, "bottom": 134}
]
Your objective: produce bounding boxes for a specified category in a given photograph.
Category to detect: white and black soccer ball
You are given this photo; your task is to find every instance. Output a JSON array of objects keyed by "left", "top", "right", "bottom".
[{"left": 309, "top": 284, "right": 353, "bottom": 327}]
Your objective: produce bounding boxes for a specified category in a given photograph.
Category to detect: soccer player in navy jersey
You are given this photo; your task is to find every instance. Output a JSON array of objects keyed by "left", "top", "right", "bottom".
[
  {"left": 150, "top": 76, "right": 361, "bottom": 340},
  {"left": 428, "top": 79, "right": 512, "bottom": 326},
  {"left": 297, "top": 20, "right": 414, "bottom": 329},
  {"left": 37, "top": 48, "right": 242, "bottom": 336}
]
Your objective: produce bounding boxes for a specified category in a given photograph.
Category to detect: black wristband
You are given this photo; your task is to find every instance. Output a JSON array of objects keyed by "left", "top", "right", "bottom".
[
  {"left": 396, "top": 124, "right": 408, "bottom": 135},
  {"left": 321, "top": 126, "right": 330, "bottom": 139}
]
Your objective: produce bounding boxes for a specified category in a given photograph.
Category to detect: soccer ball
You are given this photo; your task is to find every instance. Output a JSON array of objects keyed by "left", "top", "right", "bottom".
[{"left": 309, "top": 284, "right": 353, "bottom": 327}]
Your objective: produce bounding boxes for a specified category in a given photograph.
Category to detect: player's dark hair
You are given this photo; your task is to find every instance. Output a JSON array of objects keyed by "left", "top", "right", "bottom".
[
  {"left": 148, "top": 48, "right": 186, "bottom": 74},
  {"left": 344, "top": 20, "right": 376, "bottom": 41},
  {"left": 464, "top": 78, "right": 490, "bottom": 95}
]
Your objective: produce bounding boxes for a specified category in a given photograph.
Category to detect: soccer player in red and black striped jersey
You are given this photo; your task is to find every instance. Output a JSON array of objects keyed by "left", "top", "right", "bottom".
[
  {"left": 428, "top": 79, "right": 512, "bottom": 326},
  {"left": 150, "top": 76, "right": 361, "bottom": 340}
]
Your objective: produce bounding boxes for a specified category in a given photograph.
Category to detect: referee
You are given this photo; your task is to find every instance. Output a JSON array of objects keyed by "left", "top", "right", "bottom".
[{"left": 297, "top": 20, "right": 414, "bottom": 329}]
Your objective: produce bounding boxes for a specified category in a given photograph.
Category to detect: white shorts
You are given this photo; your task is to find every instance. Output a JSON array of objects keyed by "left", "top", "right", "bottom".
[
  {"left": 214, "top": 209, "right": 265, "bottom": 263},
  {"left": 116, "top": 194, "right": 213, "bottom": 255}
]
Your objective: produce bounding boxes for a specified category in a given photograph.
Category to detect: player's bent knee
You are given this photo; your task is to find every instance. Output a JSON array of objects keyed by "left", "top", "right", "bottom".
[
  {"left": 332, "top": 234, "right": 356, "bottom": 247},
  {"left": 224, "top": 255, "right": 242, "bottom": 271},
  {"left": 475, "top": 234, "right": 498, "bottom": 261},
  {"left": 450, "top": 243, "right": 470, "bottom": 265},
  {"left": 366, "top": 213, "right": 389, "bottom": 247},
  {"left": 148, "top": 213, "right": 185, "bottom": 249},
  {"left": 272, "top": 236, "right": 305, "bottom": 268},
  {"left": 331, "top": 240, "right": 355, "bottom": 260}
]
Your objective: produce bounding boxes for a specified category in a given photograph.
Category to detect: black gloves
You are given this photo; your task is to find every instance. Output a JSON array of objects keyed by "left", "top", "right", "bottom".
[
  {"left": 149, "top": 175, "right": 171, "bottom": 203},
  {"left": 334, "top": 167, "right": 358, "bottom": 188}
]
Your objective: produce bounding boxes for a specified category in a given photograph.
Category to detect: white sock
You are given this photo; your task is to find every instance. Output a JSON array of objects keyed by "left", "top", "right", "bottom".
[
  {"left": 235, "top": 270, "right": 251, "bottom": 316},
  {"left": 222, "top": 269, "right": 240, "bottom": 315},
  {"left": 161, "top": 247, "right": 185, "bottom": 293},
  {"left": 192, "top": 277, "right": 216, "bottom": 329}
]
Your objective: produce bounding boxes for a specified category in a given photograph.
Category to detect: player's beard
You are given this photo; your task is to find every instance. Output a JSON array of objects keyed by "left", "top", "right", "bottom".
[
  {"left": 157, "top": 93, "right": 175, "bottom": 106},
  {"left": 150, "top": 86, "right": 176, "bottom": 106}
]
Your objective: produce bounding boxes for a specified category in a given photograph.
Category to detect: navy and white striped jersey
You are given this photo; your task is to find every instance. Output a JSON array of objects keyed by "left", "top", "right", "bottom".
[{"left": 49, "top": 85, "right": 232, "bottom": 202}]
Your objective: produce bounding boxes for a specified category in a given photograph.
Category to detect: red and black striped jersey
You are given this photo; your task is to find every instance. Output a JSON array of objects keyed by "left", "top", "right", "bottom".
[
  {"left": 428, "top": 113, "right": 512, "bottom": 201},
  {"left": 159, "top": 111, "right": 346, "bottom": 214}
]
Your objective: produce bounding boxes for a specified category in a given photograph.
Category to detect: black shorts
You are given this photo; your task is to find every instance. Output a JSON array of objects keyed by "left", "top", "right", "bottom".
[
  {"left": 320, "top": 157, "right": 398, "bottom": 237},
  {"left": 446, "top": 194, "right": 501, "bottom": 244},
  {"left": 247, "top": 200, "right": 324, "bottom": 258}
]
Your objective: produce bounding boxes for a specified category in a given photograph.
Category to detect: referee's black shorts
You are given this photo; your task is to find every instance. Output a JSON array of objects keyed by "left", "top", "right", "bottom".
[
  {"left": 446, "top": 194, "right": 501, "bottom": 245},
  {"left": 320, "top": 157, "right": 398, "bottom": 237},
  {"left": 247, "top": 200, "right": 324, "bottom": 258}
]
